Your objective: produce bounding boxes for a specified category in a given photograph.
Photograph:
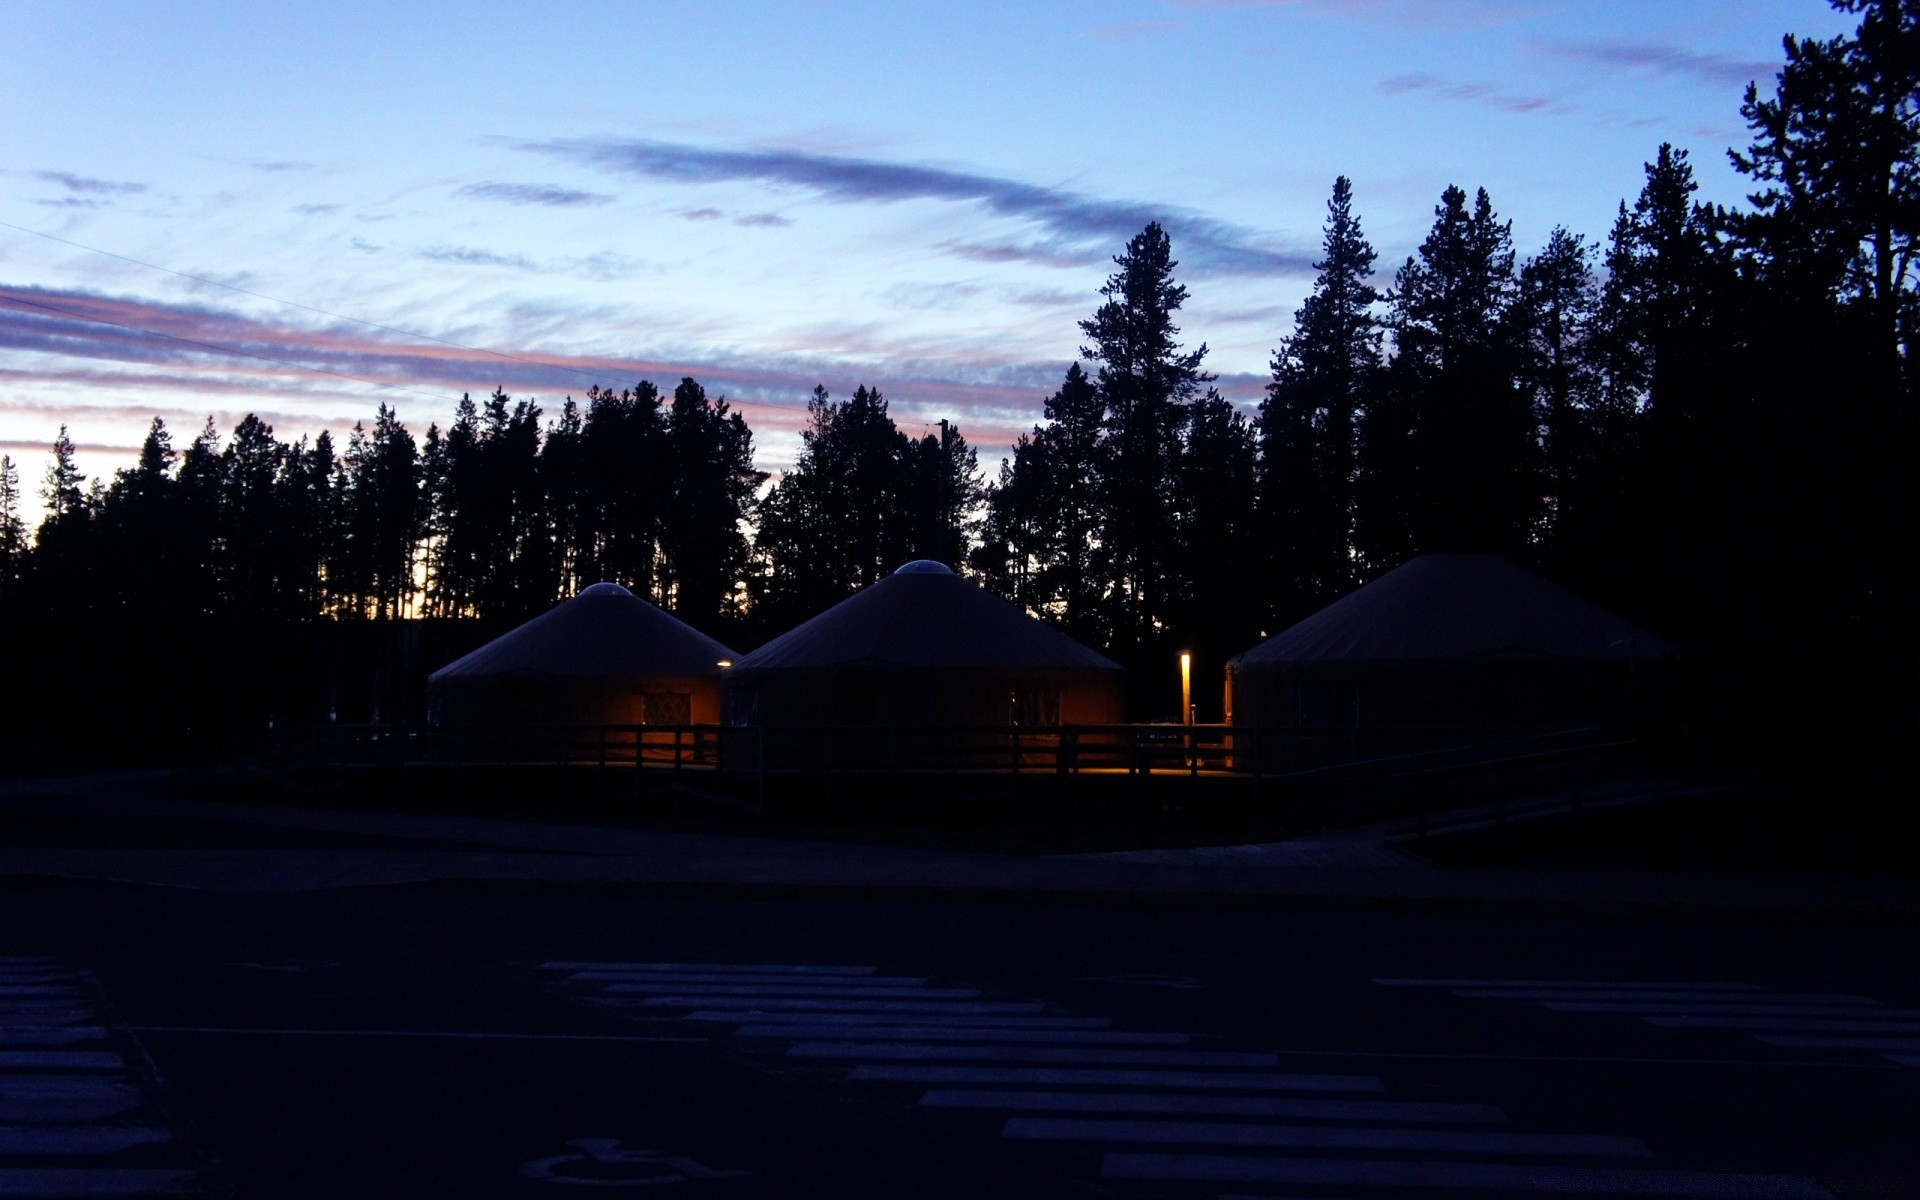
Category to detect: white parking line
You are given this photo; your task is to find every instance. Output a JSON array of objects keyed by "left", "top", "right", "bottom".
[
  {"left": 849, "top": 1066, "right": 1382, "bottom": 1091},
  {"left": 606, "top": 984, "right": 982, "bottom": 999},
  {"left": 1455, "top": 990, "right": 1878, "bottom": 1005},
  {"left": 0, "top": 990, "right": 80, "bottom": 999},
  {"left": 0, "top": 1014, "right": 91, "bottom": 1029},
  {"left": 1375, "top": 979, "right": 1764, "bottom": 991},
  {"left": 131, "top": 1026, "right": 707, "bottom": 1044},
  {"left": 0, "top": 1078, "right": 147, "bottom": 1126},
  {"left": 919, "top": 1090, "right": 1505, "bottom": 1123},
  {"left": 1756, "top": 1035, "right": 1920, "bottom": 1052},
  {"left": 0, "top": 1053, "right": 122, "bottom": 1070},
  {"left": 540, "top": 963, "right": 877, "bottom": 975},
  {"left": 0, "top": 1168, "right": 198, "bottom": 1196},
  {"left": 0, "top": 1126, "right": 171, "bottom": 1155},
  {"left": 1545, "top": 1003, "right": 1920, "bottom": 1017},
  {"left": 1101, "top": 1154, "right": 1835, "bottom": 1197},
  {"left": 634, "top": 997, "right": 1026, "bottom": 1013},
  {"left": 1645, "top": 1017, "right": 1920, "bottom": 1034},
  {"left": 734, "top": 1026, "right": 1186, "bottom": 1045},
  {"left": 0, "top": 1029, "right": 106, "bottom": 1047},
  {"left": 790, "top": 1042, "right": 1276, "bottom": 1067},
  {"left": 571, "top": 973, "right": 929, "bottom": 987},
  {"left": 683, "top": 1011, "right": 1106, "bottom": 1028},
  {"left": 1007, "top": 1117, "right": 1651, "bottom": 1158}
]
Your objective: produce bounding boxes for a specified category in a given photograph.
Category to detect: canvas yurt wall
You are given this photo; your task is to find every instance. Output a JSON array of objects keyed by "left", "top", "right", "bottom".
[
  {"left": 1226, "top": 554, "right": 1675, "bottom": 743},
  {"left": 427, "top": 583, "right": 737, "bottom": 727},
  {"left": 725, "top": 561, "right": 1126, "bottom": 735}
]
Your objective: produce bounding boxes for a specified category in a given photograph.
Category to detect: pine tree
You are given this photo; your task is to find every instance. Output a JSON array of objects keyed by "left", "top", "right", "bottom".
[
  {"left": 1259, "top": 176, "right": 1381, "bottom": 617},
  {"left": 38, "top": 426, "right": 85, "bottom": 528},
  {"left": 1079, "top": 222, "right": 1211, "bottom": 651},
  {"left": 0, "top": 455, "right": 24, "bottom": 607}
]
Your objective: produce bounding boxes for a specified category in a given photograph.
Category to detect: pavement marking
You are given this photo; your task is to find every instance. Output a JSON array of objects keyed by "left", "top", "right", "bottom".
[
  {"left": 0, "top": 990, "right": 80, "bottom": 1000},
  {"left": 0, "top": 1053, "right": 122, "bottom": 1071},
  {"left": 1644, "top": 1016, "right": 1920, "bottom": 1034},
  {"left": 637, "top": 997, "right": 1040, "bottom": 1014},
  {"left": 0, "top": 1030, "right": 107, "bottom": 1047},
  {"left": 131, "top": 1026, "right": 708, "bottom": 1044},
  {"left": 849, "top": 1066, "right": 1384, "bottom": 1091},
  {"left": 606, "top": 984, "right": 983, "bottom": 999},
  {"left": 1005, "top": 1117, "right": 1652, "bottom": 1158},
  {"left": 1453, "top": 989, "right": 1878, "bottom": 1005},
  {"left": 789, "top": 1042, "right": 1277, "bottom": 1067},
  {"left": 1887, "top": 1054, "right": 1920, "bottom": 1067},
  {"left": 0, "top": 1168, "right": 198, "bottom": 1196},
  {"left": 0, "top": 1015, "right": 92, "bottom": 1029},
  {"left": 1544, "top": 1002, "right": 1920, "bottom": 1018},
  {"left": 0, "top": 1127, "right": 171, "bottom": 1155},
  {"left": 1375, "top": 979, "right": 1766, "bottom": 991},
  {"left": 1240, "top": 1045, "right": 1903, "bottom": 1070},
  {"left": 735, "top": 1026, "right": 1189, "bottom": 1046},
  {"left": 0, "top": 961, "right": 50, "bottom": 967},
  {"left": 571, "top": 972, "right": 929, "bottom": 987},
  {"left": 1101, "top": 1154, "right": 1836, "bottom": 1197},
  {"left": 684, "top": 1011, "right": 1109, "bottom": 1028},
  {"left": 1755, "top": 1034, "right": 1920, "bottom": 1052},
  {"left": 540, "top": 962, "right": 877, "bottom": 975},
  {"left": 919, "top": 1090, "right": 1507, "bottom": 1123},
  {"left": 0, "top": 1080, "right": 147, "bottom": 1124}
]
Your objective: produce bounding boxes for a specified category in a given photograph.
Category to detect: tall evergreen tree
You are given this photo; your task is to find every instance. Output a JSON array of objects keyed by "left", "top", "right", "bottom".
[
  {"left": 660, "top": 377, "right": 764, "bottom": 626},
  {"left": 1080, "top": 222, "right": 1211, "bottom": 652},
  {"left": 1259, "top": 176, "right": 1381, "bottom": 619}
]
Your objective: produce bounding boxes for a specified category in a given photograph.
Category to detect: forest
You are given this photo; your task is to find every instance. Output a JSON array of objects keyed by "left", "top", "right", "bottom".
[{"left": 1, "top": 0, "right": 1913, "bottom": 800}]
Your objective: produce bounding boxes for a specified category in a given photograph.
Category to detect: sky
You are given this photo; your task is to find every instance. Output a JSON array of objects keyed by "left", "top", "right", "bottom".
[{"left": 0, "top": 0, "right": 1856, "bottom": 526}]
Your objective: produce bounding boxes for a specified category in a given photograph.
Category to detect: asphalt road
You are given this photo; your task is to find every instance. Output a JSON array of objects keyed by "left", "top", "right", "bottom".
[{"left": 0, "top": 878, "right": 1916, "bottom": 1199}]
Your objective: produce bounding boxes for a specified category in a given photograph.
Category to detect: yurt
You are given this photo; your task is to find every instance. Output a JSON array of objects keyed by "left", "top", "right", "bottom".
[
  {"left": 725, "top": 561, "right": 1126, "bottom": 730},
  {"left": 1226, "top": 554, "right": 1675, "bottom": 735},
  {"left": 427, "top": 583, "right": 737, "bottom": 727}
]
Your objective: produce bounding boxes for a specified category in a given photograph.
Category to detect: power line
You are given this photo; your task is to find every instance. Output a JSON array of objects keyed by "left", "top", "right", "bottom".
[
  {"left": 0, "top": 218, "right": 633, "bottom": 390},
  {"left": 0, "top": 291, "right": 455, "bottom": 406}
]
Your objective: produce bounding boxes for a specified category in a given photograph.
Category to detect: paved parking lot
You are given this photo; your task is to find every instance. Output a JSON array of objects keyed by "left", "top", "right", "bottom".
[{"left": 0, "top": 881, "right": 1915, "bottom": 1197}]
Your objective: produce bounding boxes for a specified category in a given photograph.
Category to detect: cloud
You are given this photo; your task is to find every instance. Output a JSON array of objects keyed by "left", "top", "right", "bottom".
[
  {"left": 293, "top": 203, "right": 342, "bottom": 215},
  {"left": 682, "top": 207, "right": 726, "bottom": 221},
  {"left": 518, "top": 136, "right": 1315, "bottom": 278},
  {"left": 31, "top": 171, "right": 148, "bottom": 195},
  {"left": 419, "top": 245, "right": 540, "bottom": 270},
  {"left": 1379, "top": 73, "right": 1557, "bottom": 114},
  {"left": 456, "top": 181, "right": 615, "bottom": 207},
  {"left": 242, "top": 159, "right": 316, "bottom": 173},
  {"left": 938, "top": 240, "right": 1104, "bottom": 270},
  {"left": 732, "top": 212, "right": 792, "bottom": 228},
  {"left": 35, "top": 198, "right": 106, "bottom": 209},
  {"left": 350, "top": 238, "right": 383, "bottom": 254},
  {"left": 1541, "top": 41, "right": 1776, "bottom": 89},
  {"left": 0, "top": 282, "right": 1070, "bottom": 447},
  {"left": 1176, "top": 0, "right": 1524, "bottom": 28}
]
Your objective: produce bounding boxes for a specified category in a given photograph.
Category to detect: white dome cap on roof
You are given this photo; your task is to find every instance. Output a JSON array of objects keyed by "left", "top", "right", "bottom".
[
  {"left": 893, "top": 560, "right": 954, "bottom": 575},
  {"left": 578, "top": 582, "right": 635, "bottom": 597}
]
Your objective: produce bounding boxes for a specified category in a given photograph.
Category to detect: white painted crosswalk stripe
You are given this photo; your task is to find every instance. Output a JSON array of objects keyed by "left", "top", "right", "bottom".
[
  {"left": 540, "top": 962, "right": 878, "bottom": 975},
  {"left": 919, "top": 1089, "right": 1505, "bottom": 1123},
  {"left": 1756, "top": 1034, "right": 1920, "bottom": 1052},
  {"left": 0, "top": 1127, "right": 171, "bottom": 1155},
  {"left": 1644, "top": 1016, "right": 1920, "bottom": 1034},
  {"left": 0, "top": 991, "right": 79, "bottom": 1000},
  {"left": 849, "top": 1066, "right": 1383, "bottom": 1091},
  {"left": 607, "top": 984, "right": 981, "bottom": 999},
  {"left": 1102, "top": 1154, "right": 1836, "bottom": 1197},
  {"left": 1544, "top": 1002, "right": 1920, "bottom": 1017},
  {"left": 633, "top": 996, "right": 1023, "bottom": 1012},
  {"left": 0, "top": 1079, "right": 147, "bottom": 1124},
  {"left": 684, "top": 1011, "right": 1107, "bottom": 1028},
  {"left": 0, "top": 1030, "right": 106, "bottom": 1047},
  {"left": 1007, "top": 1117, "right": 1652, "bottom": 1158},
  {"left": 735, "top": 1026, "right": 1187, "bottom": 1046},
  {"left": 1453, "top": 989, "right": 1876, "bottom": 1005},
  {"left": 0, "top": 1167, "right": 198, "bottom": 1196},
  {"left": 1376, "top": 979, "right": 1765, "bottom": 991},
  {"left": 1886, "top": 1054, "right": 1920, "bottom": 1068},
  {"left": 790, "top": 1042, "right": 1275, "bottom": 1067},
  {"left": 0, "top": 1053, "right": 121, "bottom": 1071},
  {"left": 0, "top": 1015, "right": 90, "bottom": 1030}
]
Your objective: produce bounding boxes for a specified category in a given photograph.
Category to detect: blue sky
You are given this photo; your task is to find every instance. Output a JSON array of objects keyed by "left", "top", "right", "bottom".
[{"left": 0, "top": 0, "right": 1853, "bottom": 523}]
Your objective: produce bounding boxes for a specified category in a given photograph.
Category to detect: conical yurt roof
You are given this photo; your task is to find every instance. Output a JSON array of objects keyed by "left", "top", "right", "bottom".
[
  {"left": 733, "top": 561, "right": 1121, "bottom": 677},
  {"left": 429, "top": 583, "right": 738, "bottom": 682},
  {"left": 1232, "top": 554, "right": 1675, "bottom": 669}
]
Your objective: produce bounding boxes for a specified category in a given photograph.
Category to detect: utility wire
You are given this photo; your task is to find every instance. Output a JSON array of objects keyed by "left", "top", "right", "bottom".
[
  {"left": 0, "top": 291, "right": 455, "bottom": 406},
  {"left": 0, "top": 218, "right": 632, "bottom": 390}
]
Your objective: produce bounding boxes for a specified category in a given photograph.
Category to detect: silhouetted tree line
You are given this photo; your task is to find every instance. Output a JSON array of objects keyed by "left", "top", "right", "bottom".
[{"left": 0, "top": 0, "right": 1912, "bottom": 793}]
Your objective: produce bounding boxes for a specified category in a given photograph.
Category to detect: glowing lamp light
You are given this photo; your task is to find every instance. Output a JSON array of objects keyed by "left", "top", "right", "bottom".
[
  {"left": 1179, "top": 651, "right": 1193, "bottom": 726},
  {"left": 716, "top": 659, "right": 733, "bottom": 669}
]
